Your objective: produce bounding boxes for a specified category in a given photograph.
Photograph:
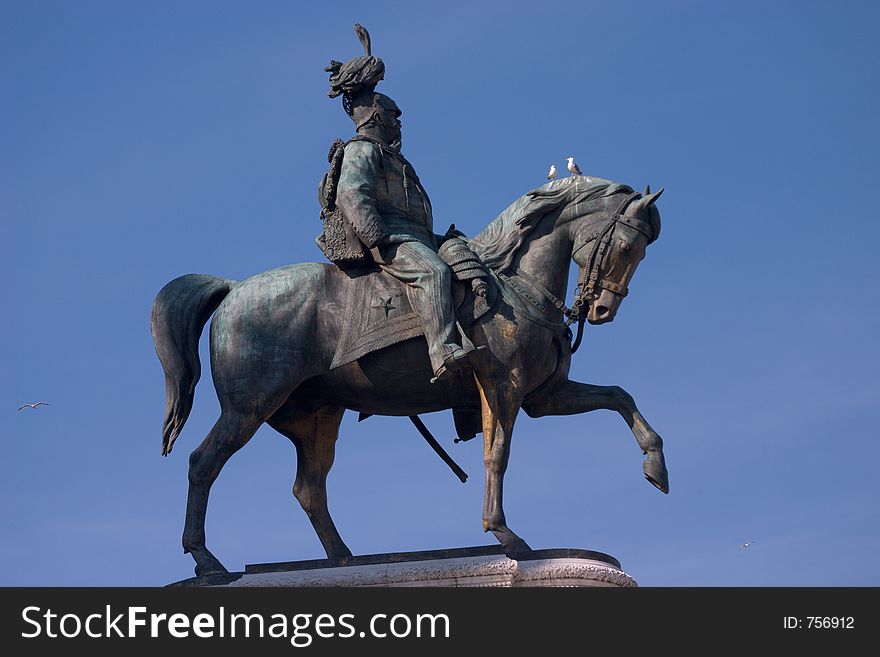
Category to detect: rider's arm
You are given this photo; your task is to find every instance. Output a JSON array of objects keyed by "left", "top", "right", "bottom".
[{"left": 335, "top": 141, "right": 389, "bottom": 248}]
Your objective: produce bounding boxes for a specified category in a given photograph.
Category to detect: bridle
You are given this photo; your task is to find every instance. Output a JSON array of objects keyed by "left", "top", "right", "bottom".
[
  {"left": 496, "top": 190, "right": 656, "bottom": 354},
  {"left": 563, "top": 191, "right": 657, "bottom": 352}
]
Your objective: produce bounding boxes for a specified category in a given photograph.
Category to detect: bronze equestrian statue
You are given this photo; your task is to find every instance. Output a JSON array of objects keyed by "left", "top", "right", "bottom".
[{"left": 151, "top": 26, "right": 669, "bottom": 577}]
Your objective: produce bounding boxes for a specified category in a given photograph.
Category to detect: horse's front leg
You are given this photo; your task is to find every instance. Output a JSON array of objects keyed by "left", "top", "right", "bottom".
[
  {"left": 523, "top": 380, "right": 669, "bottom": 493},
  {"left": 473, "top": 366, "right": 532, "bottom": 555}
]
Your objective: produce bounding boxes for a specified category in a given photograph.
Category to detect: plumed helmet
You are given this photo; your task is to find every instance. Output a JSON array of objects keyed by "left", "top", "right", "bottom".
[{"left": 325, "top": 24, "right": 386, "bottom": 116}]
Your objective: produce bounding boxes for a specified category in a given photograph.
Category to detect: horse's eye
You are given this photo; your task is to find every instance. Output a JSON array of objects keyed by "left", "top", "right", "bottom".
[{"left": 618, "top": 240, "right": 631, "bottom": 253}]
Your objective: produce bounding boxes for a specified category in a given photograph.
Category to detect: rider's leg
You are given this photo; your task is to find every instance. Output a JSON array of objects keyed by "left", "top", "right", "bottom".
[{"left": 374, "top": 240, "right": 464, "bottom": 376}]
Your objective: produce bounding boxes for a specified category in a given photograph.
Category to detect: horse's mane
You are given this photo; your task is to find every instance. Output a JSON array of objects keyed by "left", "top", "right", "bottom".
[{"left": 469, "top": 177, "right": 632, "bottom": 273}]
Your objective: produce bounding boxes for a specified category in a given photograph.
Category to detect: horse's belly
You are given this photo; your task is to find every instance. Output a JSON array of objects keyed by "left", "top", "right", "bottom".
[{"left": 294, "top": 338, "right": 480, "bottom": 415}]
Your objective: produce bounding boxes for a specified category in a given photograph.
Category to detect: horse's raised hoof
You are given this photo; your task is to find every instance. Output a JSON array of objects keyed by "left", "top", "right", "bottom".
[{"left": 643, "top": 449, "right": 669, "bottom": 494}]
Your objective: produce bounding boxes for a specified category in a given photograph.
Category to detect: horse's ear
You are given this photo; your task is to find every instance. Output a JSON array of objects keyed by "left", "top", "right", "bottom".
[
  {"left": 643, "top": 185, "right": 651, "bottom": 195},
  {"left": 644, "top": 188, "right": 664, "bottom": 207}
]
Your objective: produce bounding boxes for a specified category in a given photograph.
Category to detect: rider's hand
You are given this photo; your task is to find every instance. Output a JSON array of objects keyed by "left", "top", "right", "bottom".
[{"left": 444, "top": 223, "right": 466, "bottom": 239}]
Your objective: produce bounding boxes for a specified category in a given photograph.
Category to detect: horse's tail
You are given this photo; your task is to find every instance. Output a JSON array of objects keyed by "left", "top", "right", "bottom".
[{"left": 150, "top": 274, "right": 235, "bottom": 456}]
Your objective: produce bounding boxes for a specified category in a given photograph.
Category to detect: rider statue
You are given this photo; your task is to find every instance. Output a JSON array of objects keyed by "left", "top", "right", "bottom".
[{"left": 319, "top": 28, "right": 475, "bottom": 383}]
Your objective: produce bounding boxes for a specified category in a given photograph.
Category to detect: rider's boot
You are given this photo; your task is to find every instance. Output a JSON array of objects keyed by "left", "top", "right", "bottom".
[{"left": 430, "top": 344, "right": 475, "bottom": 383}]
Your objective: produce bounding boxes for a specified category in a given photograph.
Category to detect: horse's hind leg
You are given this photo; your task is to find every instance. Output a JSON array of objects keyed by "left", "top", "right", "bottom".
[
  {"left": 522, "top": 380, "right": 669, "bottom": 493},
  {"left": 183, "top": 409, "right": 263, "bottom": 576},
  {"left": 269, "top": 405, "right": 352, "bottom": 560}
]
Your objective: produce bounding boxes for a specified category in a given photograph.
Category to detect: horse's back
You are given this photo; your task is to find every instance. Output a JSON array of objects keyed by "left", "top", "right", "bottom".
[
  {"left": 210, "top": 262, "right": 348, "bottom": 378},
  {"left": 219, "top": 261, "right": 344, "bottom": 315}
]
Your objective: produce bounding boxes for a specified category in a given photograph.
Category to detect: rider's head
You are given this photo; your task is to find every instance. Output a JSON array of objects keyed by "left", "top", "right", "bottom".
[{"left": 348, "top": 92, "right": 402, "bottom": 149}]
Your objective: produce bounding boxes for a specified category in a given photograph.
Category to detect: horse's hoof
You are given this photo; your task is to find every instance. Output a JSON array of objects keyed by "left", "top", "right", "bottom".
[
  {"left": 195, "top": 563, "right": 229, "bottom": 577},
  {"left": 326, "top": 545, "right": 354, "bottom": 561},
  {"left": 643, "top": 450, "right": 669, "bottom": 494},
  {"left": 500, "top": 536, "right": 532, "bottom": 558},
  {"left": 193, "top": 551, "right": 229, "bottom": 577},
  {"left": 487, "top": 523, "right": 532, "bottom": 557}
]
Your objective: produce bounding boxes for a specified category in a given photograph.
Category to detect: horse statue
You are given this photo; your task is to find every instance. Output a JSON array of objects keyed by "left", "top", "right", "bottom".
[{"left": 151, "top": 175, "right": 669, "bottom": 576}]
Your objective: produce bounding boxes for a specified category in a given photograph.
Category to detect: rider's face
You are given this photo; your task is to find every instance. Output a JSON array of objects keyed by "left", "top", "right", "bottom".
[{"left": 381, "top": 108, "right": 402, "bottom": 146}]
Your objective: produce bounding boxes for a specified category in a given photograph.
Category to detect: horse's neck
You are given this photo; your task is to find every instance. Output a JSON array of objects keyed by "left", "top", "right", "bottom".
[{"left": 510, "top": 215, "right": 572, "bottom": 301}]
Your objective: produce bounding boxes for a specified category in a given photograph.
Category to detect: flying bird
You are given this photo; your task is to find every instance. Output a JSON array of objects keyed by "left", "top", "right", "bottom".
[
  {"left": 567, "top": 156, "right": 582, "bottom": 176},
  {"left": 739, "top": 541, "right": 756, "bottom": 549},
  {"left": 18, "top": 402, "right": 49, "bottom": 411},
  {"left": 547, "top": 164, "right": 557, "bottom": 181}
]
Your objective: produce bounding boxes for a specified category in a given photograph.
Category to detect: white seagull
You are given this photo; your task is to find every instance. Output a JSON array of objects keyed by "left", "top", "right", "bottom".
[
  {"left": 567, "top": 156, "right": 582, "bottom": 176},
  {"left": 547, "top": 164, "right": 557, "bottom": 181},
  {"left": 18, "top": 401, "right": 50, "bottom": 411},
  {"left": 739, "top": 540, "right": 756, "bottom": 549}
]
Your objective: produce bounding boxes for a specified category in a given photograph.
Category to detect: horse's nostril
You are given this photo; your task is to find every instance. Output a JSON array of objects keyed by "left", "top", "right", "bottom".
[{"left": 596, "top": 305, "right": 610, "bottom": 317}]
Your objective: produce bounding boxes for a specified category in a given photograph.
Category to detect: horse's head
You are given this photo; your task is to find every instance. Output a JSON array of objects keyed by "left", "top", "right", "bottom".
[{"left": 571, "top": 187, "right": 663, "bottom": 324}]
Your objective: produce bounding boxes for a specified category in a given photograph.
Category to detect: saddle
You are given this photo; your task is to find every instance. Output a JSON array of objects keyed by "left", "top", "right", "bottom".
[{"left": 330, "top": 237, "right": 496, "bottom": 370}]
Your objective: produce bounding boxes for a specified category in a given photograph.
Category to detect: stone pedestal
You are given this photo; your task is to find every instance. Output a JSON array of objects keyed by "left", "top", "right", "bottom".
[{"left": 171, "top": 546, "right": 637, "bottom": 587}]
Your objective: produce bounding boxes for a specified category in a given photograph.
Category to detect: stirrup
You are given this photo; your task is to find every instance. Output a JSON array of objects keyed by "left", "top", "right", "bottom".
[
  {"left": 430, "top": 344, "right": 486, "bottom": 383},
  {"left": 430, "top": 348, "right": 469, "bottom": 383}
]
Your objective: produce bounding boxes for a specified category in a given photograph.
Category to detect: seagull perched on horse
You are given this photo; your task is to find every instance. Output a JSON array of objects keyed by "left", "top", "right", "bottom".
[{"left": 567, "top": 156, "right": 582, "bottom": 176}]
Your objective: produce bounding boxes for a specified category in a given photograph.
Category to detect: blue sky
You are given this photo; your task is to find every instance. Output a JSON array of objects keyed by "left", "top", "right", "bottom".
[{"left": 3, "top": 0, "right": 879, "bottom": 586}]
